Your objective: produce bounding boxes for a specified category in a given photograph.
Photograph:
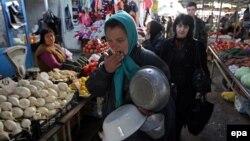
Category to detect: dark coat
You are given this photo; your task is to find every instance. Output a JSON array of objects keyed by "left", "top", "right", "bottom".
[
  {"left": 158, "top": 37, "right": 210, "bottom": 135},
  {"left": 143, "top": 32, "right": 165, "bottom": 56},
  {"left": 194, "top": 17, "right": 208, "bottom": 48},
  {"left": 86, "top": 44, "right": 175, "bottom": 141}
]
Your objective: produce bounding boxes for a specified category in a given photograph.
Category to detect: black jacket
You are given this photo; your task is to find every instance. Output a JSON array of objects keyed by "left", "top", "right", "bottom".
[
  {"left": 159, "top": 37, "right": 210, "bottom": 123},
  {"left": 143, "top": 32, "right": 165, "bottom": 56},
  {"left": 86, "top": 44, "right": 175, "bottom": 141},
  {"left": 194, "top": 17, "right": 208, "bottom": 48}
]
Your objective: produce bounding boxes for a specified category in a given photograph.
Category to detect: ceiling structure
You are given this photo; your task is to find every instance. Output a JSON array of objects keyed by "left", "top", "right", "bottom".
[{"left": 178, "top": 0, "right": 250, "bottom": 9}]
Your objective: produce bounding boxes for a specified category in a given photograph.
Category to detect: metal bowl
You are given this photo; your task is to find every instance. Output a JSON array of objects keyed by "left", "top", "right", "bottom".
[{"left": 129, "top": 66, "right": 170, "bottom": 112}]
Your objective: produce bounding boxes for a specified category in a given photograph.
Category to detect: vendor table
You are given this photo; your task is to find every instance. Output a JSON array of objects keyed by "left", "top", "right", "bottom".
[
  {"left": 208, "top": 46, "right": 250, "bottom": 100},
  {"left": 38, "top": 97, "right": 92, "bottom": 141}
]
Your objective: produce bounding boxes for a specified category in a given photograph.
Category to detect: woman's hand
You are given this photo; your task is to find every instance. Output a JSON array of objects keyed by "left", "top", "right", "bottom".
[{"left": 103, "top": 51, "right": 124, "bottom": 73}]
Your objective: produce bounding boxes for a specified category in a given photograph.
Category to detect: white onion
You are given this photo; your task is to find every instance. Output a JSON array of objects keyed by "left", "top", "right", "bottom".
[
  {"left": 8, "top": 96, "right": 19, "bottom": 106},
  {"left": 45, "top": 95, "right": 56, "bottom": 103},
  {"left": 33, "top": 113, "right": 42, "bottom": 120},
  {"left": 18, "top": 79, "right": 30, "bottom": 86},
  {"left": 0, "top": 111, "right": 14, "bottom": 120},
  {"left": 0, "top": 88, "right": 9, "bottom": 96},
  {"left": 1, "top": 102, "right": 12, "bottom": 111},
  {"left": 47, "top": 88, "right": 58, "bottom": 97},
  {"left": 19, "top": 98, "right": 30, "bottom": 109},
  {"left": 38, "top": 89, "right": 49, "bottom": 98},
  {"left": 12, "top": 107, "right": 24, "bottom": 118},
  {"left": 28, "top": 96, "right": 37, "bottom": 106},
  {"left": 0, "top": 95, "right": 7, "bottom": 103},
  {"left": 51, "top": 84, "right": 59, "bottom": 92},
  {"left": 44, "top": 103, "right": 55, "bottom": 110},
  {"left": 58, "top": 91, "right": 67, "bottom": 99},
  {"left": 58, "top": 82, "right": 68, "bottom": 91},
  {"left": 15, "top": 87, "right": 31, "bottom": 98},
  {"left": 24, "top": 107, "right": 36, "bottom": 118},
  {"left": 35, "top": 98, "right": 46, "bottom": 107},
  {"left": 30, "top": 80, "right": 45, "bottom": 90},
  {"left": 0, "top": 130, "right": 10, "bottom": 141},
  {"left": 11, "top": 123, "right": 22, "bottom": 135},
  {"left": 0, "top": 121, "right": 4, "bottom": 131},
  {"left": 37, "top": 107, "right": 49, "bottom": 115},
  {"left": 4, "top": 120, "right": 17, "bottom": 131},
  {"left": 26, "top": 84, "right": 38, "bottom": 94},
  {"left": 21, "top": 119, "right": 31, "bottom": 130}
]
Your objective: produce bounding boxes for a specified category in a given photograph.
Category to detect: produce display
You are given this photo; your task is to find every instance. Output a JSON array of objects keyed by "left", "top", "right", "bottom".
[
  {"left": 69, "top": 76, "right": 90, "bottom": 97},
  {"left": 210, "top": 39, "right": 250, "bottom": 91},
  {"left": 46, "top": 69, "right": 78, "bottom": 82},
  {"left": 82, "top": 38, "right": 110, "bottom": 54},
  {"left": 0, "top": 76, "right": 75, "bottom": 139},
  {"left": 82, "top": 59, "right": 99, "bottom": 76}
]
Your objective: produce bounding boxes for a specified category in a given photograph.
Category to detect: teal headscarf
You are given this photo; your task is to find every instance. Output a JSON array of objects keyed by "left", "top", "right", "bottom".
[{"left": 105, "top": 11, "right": 140, "bottom": 107}]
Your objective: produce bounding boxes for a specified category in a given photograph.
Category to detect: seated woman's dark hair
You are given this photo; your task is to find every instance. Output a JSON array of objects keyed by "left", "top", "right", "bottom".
[
  {"left": 39, "top": 28, "right": 54, "bottom": 44},
  {"left": 104, "top": 19, "right": 127, "bottom": 35},
  {"left": 173, "top": 14, "right": 194, "bottom": 38}
]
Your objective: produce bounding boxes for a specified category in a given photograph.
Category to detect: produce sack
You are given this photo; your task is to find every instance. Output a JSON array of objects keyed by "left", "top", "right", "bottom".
[{"left": 187, "top": 95, "right": 214, "bottom": 136}]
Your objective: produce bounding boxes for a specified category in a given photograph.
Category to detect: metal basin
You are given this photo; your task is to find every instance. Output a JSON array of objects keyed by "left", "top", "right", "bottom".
[{"left": 129, "top": 66, "right": 170, "bottom": 112}]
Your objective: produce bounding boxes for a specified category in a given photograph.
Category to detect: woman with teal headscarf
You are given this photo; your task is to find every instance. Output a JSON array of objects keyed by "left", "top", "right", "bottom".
[{"left": 86, "top": 11, "right": 175, "bottom": 141}]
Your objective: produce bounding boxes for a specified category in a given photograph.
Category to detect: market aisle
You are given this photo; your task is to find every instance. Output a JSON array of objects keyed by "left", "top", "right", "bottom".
[{"left": 181, "top": 63, "right": 250, "bottom": 141}]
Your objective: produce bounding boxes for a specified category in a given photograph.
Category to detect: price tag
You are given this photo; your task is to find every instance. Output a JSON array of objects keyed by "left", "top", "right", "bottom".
[{"left": 0, "top": 77, "right": 17, "bottom": 94}]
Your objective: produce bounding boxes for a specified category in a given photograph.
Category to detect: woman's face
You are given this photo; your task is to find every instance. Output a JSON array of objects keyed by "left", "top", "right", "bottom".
[
  {"left": 44, "top": 32, "right": 55, "bottom": 46},
  {"left": 106, "top": 26, "right": 129, "bottom": 55},
  {"left": 176, "top": 23, "right": 189, "bottom": 39}
]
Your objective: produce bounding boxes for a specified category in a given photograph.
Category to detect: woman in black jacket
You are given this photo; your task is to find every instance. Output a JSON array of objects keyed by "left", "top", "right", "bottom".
[
  {"left": 159, "top": 14, "right": 211, "bottom": 140},
  {"left": 143, "top": 20, "right": 165, "bottom": 56},
  {"left": 86, "top": 11, "right": 175, "bottom": 141}
]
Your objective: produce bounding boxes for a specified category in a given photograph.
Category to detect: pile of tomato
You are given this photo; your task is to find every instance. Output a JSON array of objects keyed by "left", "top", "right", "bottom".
[
  {"left": 83, "top": 38, "right": 110, "bottom": 54},
  {"left": 82, "top": 59, "right": 99, "bottom": 76}
]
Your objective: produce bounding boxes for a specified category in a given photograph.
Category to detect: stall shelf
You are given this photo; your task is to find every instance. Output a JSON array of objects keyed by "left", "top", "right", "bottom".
[
  {"left": 38, "top": 97, "right": 93, "bottom": 141},
  {"left": 208, "top": 46, "right": 250, "bottom": 100}
]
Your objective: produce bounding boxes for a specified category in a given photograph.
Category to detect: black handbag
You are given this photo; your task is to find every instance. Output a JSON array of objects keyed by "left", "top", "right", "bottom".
[
  {"left": 187, "top": 94, "right": 214, "bottom": 136},
  {"left": 192, "top": 44, "right": 211, "bottom": 93}
]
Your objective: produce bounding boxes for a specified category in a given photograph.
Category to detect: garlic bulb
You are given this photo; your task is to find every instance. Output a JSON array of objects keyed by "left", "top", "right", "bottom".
[
  {"left": 58, "top": 82, "right": 68, "bottom": 91},
  {"left": 33, "top": 113, "right": 42, "bottom": 120},
  {"left": 12, "top": 122, "right": 22, "bottom": 135},
  {"left": 18, "top": 79, "right": 30, "bottom": 87},
  {"left": 58, "top": 91, "right": 67, "bottom": 99},
  {"left": 44, "top": 103, "right": 55, "bottom": 110},
  {"left": 54, "top": 101, "right": 61, "bottom": 108},
  {"left": 51, "top": 84, "right": 59, "bottom": 92},
  {"left": 12, "top": 107, "right": 24, "bottom": 118},
  {"left": 65, "top": 94, "right": 73, "bottom": 102},
  {"left": 45, "top": 95, "right": 56, "bottom": 103},
  {"left": 47, "top": 88, "right": 58, "bottom": 97},
  {"left": 48, "top": 109, "right": 57, "bottom": 116},
  {"left": 35, "top": 98, "right": 46, "bottom": 107},
  {"left": 8, "top": 94, "right": 20, "bottom": 99},
  {"left": 15, "top": 87, "right": 31, "bottom": 98},
  {"left": 26, "top": 84, "right": 38, "bottom": 95},
  {"left": 4, "top": 120, "right": 17, "bottom": 131},
  {"left": 0, "top": 111, "right": 14, "bottom": 120},
  {"left": 38, "top": 89, "right": 49, "bottom": 98},
  {"left": 8, "top": 96, "right": 19, "bottom": 106},
  {"left": 30, "top": 80, "right": 45, "bottom": 90},
  {"left": 0, "top": 130, "right": 10, "bottom": 141},
  {"left": 37, "top": 107, "right": 49, "bottom": 115},
  {"left": 0, "top": 95, "right": 7, "bottom": 103},
  {"left": 1, "top": 102, "right": 12, "bottom": 111},
  {"left": 21, "top": 119, "right": 31, "bottom": 130},
  {"left": 28, "top": 96, "right": 37, "bottom": 106},
  {"left": 24, "top": 107, "right": 36, "bottom": 118},
  {"left": 42, "top": 79, "right": 53, "bottom": 88},
  {"left": 0, "top": 121, "right": 3, "bottom": 131},
  {"left": 19, "top": 98, "right": 30, "bottom": 109}
]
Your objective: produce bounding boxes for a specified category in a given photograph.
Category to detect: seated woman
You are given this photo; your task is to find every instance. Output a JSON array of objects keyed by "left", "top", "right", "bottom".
[{"left": 35, "top": 28, "right": 69, "bottom": 72}]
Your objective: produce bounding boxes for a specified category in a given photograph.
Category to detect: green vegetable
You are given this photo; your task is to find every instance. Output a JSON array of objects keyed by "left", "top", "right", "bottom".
[
  {"left": 241, "top": 73, "right": 250, "bottom": 88},
  {"left": 235, "top": 67, "right": 250, "bottom": 79}
]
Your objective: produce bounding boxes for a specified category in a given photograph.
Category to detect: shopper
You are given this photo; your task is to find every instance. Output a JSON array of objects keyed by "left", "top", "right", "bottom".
[
  {"left": 166, "top": 16, "right": 174, "bottom": 38},
  {"left": 143, "top": 20, "right": 165, "bottom": 56},
  {"left": 186, "top": 2, "right": 208, "bottom": 49},
  {"left": 35, "top": 28, "right": 70, "bottom": 72},
  {"left": 158, "top": 13, "right": 210, "bottom": 141},
  {"left": 86, "top": 11, "right": 175, "bottom": 141}
]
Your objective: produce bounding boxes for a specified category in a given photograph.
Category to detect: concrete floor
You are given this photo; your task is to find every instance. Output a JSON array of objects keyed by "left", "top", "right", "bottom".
[
  {"left": 74, "top": 52, "right": 250, "bottom": 141},
  {"left": 180, "top": 63, "right": 250, "bottom": 141}
]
